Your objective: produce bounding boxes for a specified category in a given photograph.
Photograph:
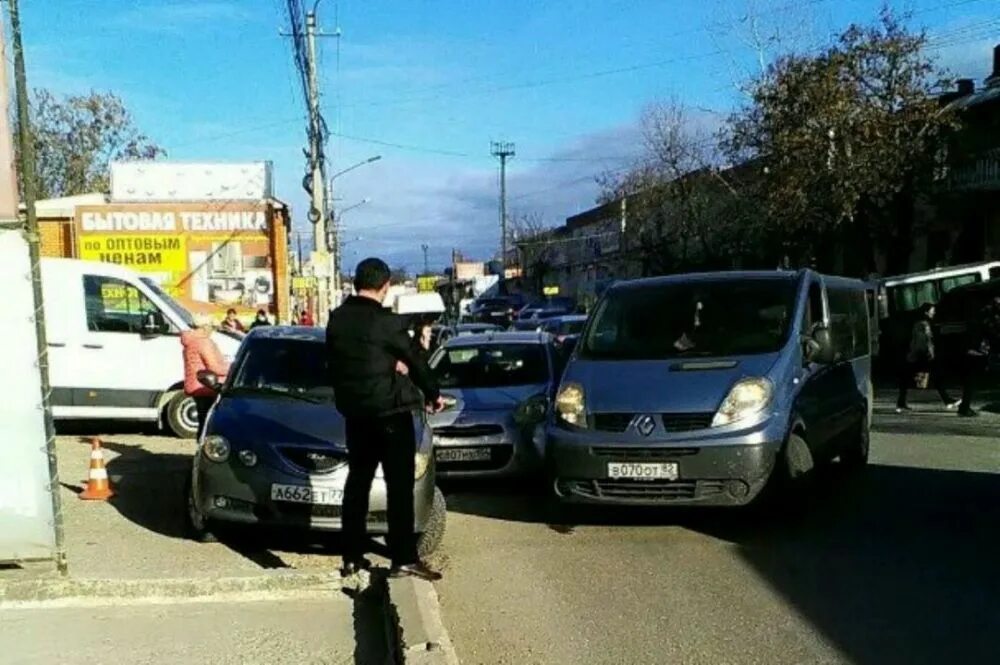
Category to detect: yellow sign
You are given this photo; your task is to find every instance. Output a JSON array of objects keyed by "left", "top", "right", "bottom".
[
  {"left": 417, "top": 276, "right": 438, "bottom": 293},
  {"left": 79, "top": 234, "right": 187, "bottom": 273},
  {"left": 292, "top": 276, "right": 317, "bottom": 291},
  {"left": 543, "top": 285, "right": 560, "bottom": 296}
]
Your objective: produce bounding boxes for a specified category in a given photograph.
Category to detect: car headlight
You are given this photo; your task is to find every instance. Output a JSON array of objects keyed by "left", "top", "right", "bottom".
[
  {"left": 514, "top": 394, "right": 548, "bottom": 426},
  {"left": 712, "top": 378, "right": 773, "bottom": 427},
  {"left": 202, "top": 435, "right": 231, "bottom": 463},
  {"left": 555, "top": 382, "right": 588, "bottom": 428},
  {"left": 440, "top": 394, "right": 458, "bottom": 411},
  {"left": 414, "top": 451, "right": 430, "bottom": 480}
]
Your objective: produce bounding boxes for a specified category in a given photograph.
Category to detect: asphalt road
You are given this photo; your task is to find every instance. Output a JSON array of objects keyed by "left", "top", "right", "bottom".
[{"left": 433, "top": 410, "right": 1000, "bottom": 665}]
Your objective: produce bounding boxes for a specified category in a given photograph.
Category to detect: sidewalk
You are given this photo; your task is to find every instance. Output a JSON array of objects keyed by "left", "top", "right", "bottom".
[{"left": 1, "top": 431, "right": 385, "bottom": 664}]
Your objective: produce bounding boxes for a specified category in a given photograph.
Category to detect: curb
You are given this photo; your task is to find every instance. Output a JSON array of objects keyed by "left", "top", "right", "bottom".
[
  {"left": 0, "top": 571, "right": 340, "bottom": 609},
  {"left": 385, "top": 576, "right": 459, "bottom": 665}
]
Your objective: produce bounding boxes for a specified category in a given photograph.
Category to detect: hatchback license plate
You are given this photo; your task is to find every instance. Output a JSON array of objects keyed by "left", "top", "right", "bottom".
[
  {"left": 607, "top": 462, "right": 679, "bottom": 480},
  {"left": 271, "top": 484, "right": 343, "bottom": 505},
  {"left": 436, "top": 447, "right": 491, "bottom": 462}
]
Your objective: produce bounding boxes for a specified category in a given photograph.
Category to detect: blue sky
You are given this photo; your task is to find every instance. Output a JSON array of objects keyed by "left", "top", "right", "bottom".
[{"left": 16, "top": 0, "right": 1000, "bottom": 271}]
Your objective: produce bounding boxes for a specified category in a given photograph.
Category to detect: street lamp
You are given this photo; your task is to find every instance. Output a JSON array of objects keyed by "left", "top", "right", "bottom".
[
  {"left": 326, "top": 199, "right": 370, "bottom": 252},
  {"left": 330, "top": 155, "right": 382, "bottom": 184}
]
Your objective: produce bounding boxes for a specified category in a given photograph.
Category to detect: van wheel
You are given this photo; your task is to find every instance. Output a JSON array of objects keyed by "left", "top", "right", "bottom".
[
  {"left": 416, "top": 488, "right": 447, "bottom": 559},
  {"left": 756, "top": 432, "right": 812, "bottom": 507},
  {"left": 165, "top": 392, "right": 199, "bottom": 439},
  {"left": 840, "top": 414, "right": 870, "bottom": 470}
]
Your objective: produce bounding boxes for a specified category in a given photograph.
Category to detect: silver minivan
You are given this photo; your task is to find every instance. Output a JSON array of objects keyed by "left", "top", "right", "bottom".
[{"left": 547, "top": 270, "right": 873, "bottom": 506}]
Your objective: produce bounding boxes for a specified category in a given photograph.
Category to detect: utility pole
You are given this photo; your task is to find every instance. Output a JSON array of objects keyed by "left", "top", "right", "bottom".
[
  {"left": 491, "top": 141, "right": 515, "bottom": 279},
  {"left": 6, "top": 0, "right": 67, "bottom": 574},
  {"left": 304, "top": 9, "right": 331, "bottom": 321},
  {"left": 421, "top": 243, "right": 430, "bottom": 276}
]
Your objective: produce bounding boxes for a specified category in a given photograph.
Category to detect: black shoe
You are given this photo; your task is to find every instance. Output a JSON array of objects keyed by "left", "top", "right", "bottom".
[
  {"left": 389, "top": 561, "right": 442, "bottom": 582},
  {"left": 895, "top": 405, "right": 912, "bottom": 413},
  {"left": 341, "top": 557, "right": 372, "bottom": 576},
  {"left": 958, "top": 409, "right": 979, "bottom": 418}
]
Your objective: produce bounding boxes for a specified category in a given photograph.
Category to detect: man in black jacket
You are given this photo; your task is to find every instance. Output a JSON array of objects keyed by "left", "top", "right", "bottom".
[{"left": 326, "top": 258, "right": 444, "bottom": 581}]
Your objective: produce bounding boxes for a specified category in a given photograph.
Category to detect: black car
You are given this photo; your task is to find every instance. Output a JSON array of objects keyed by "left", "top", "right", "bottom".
[
  {"left": 471, "top": 296, "right": 525, "bottom": 326},
  {"left": 935, "top": 280, "right": 1000, "bottom": 375}
]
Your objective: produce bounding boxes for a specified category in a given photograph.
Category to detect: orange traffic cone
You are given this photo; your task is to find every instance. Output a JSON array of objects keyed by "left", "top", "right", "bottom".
[{"left": 80, "top": 437, "right": 114, "bottom": 501}]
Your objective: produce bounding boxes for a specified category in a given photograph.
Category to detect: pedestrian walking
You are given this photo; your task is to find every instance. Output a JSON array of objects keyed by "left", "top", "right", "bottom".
[
  {"left": 181, "top": 315, "right": 230, "bottom": 439},
  {"left": 326, "top": 258, "right": 445, "bottom": 581},
  {"left": 220, "top": 308, "right": 246, "bottom": 333},
  {"left": 250, "top": 309, "right": 271, "bottom": 329},
  {"left": 896, "top": 303, "right": 960, "bottom": 413},
  {"left": 956, "top": 295, "right": 1000, "bottom": 417}
]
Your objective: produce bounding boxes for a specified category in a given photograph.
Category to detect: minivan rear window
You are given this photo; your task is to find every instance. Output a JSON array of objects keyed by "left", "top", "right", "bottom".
[{"left": 581, "top": 279, "right": 797, "bottom": 360}]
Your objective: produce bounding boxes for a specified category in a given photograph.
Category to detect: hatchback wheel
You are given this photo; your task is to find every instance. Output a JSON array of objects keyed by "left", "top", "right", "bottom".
[
  {"left": 416, "top": 488, "right": 446, "bottom": 559},
  {"left": 183, "top": 469, "right": 217, "bottom": 543},
  {"left": 165, "top": 392, "right": 199, "bottom": 439}
]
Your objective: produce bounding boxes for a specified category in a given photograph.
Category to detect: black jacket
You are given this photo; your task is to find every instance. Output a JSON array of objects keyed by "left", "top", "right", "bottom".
[{"left": 326, "top": 296, "right": 440, "bottom": 418}]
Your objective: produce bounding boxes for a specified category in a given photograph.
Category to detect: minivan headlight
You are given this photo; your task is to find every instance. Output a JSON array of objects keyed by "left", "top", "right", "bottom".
[
  {"left": 712, "top": 378, "right": 773, "bottom": 427},
  {"left": 514, "top": 394, "right": 548, "bottom": 426},
  {"left": 202, "top": 435, "right": 231, "bottom": 463},
  {"left": 414, "top": 452, "right": 430, "bottom": 480},
  {"left": 555, "top": 382, "right": 588, "bottom": 428}
]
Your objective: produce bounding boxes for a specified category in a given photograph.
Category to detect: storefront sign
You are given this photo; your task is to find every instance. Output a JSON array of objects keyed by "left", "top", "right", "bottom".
[{"left": 75, "top": 204, "right": 274, "bottom": 315}]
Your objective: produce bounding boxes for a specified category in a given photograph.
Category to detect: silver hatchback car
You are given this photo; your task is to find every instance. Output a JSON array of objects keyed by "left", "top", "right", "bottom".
[{"left": 428, "top": 332, "right": 564, "bottom": 479}]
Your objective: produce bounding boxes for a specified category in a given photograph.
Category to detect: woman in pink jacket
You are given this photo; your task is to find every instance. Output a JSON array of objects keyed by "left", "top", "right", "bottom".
[{"left": 181, "top": 315, "right": 231, "bottom": 439}]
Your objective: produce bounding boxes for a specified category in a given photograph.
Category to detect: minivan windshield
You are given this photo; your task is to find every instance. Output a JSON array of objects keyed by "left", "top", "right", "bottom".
[
  {"left": 140, "top": 277, "right": 196, "bottom": 329},
  {"left": 582, "top": 278, "right": 797, "bottom": 360},
  {"left": 431, "top": 343, "right": 548, "bottom": 388},
  {"left": 230, "top": 338, "right": 334, "bottom": 401}
]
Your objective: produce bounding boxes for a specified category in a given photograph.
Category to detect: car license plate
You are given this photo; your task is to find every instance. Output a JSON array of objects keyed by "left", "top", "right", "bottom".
[
  {"left": 435, "top": 447, "right": 491, "bottom": 462},
  {"left": 607, "top": 462, "right": 679, "bottom": 481},
  {"left": 270, "top": 484, "right": 343, "bottom": 505}
]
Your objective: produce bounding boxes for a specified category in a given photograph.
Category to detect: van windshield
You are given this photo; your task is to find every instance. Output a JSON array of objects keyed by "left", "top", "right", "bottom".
[
  {"left": 582, "top": 278, "right": 797, "bottom": 360},
  {"left": 140, "top": 277, "right": 196, "bottom": 329}
]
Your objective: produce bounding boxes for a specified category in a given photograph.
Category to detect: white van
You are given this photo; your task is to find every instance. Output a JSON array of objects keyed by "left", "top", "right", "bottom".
[{"left": 40, "top": 258, "right": 242, "bottom": 438}]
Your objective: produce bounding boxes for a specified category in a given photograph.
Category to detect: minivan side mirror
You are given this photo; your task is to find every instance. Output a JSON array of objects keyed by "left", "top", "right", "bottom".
[
  {"left": 141, "top": 310, "right": 167, "bottom": 337},
  {"left": 803, "top": 324, "right": 835, "bottom": 365},
  {"left": 197, "top": 370, "right": 221, "bottom": 392}
]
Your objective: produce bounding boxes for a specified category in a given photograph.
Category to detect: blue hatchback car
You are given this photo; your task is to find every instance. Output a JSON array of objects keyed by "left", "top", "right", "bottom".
[
  {"left": 185, "top": 327, "right": 446, "bottom": 556},
  {"left": 548, "top": 270, "right": 873, "bottom": 506}
]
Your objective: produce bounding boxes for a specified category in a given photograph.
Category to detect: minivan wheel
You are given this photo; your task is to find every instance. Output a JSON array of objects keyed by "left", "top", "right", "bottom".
[
  {"left": 416, "top": 488, "right": 447, "bottom": 559},
  {"left": 183, "top": 469, "right": 217, "bottom": 543},
  {"left": 840, "top": 414, "right": 870, "bottom": 470},
  {"left": 166, "top": 392, "right": 199, "bottom": 439}
]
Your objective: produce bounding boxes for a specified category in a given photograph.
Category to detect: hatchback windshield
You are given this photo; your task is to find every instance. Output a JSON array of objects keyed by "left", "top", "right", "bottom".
[
  {"left": 230, "top": 338, "right": 333, "bottom": 400},
  {"left": 431, "top": 343, "right": 548, "bottom": 388},
  {"left": 582, "top": 279, "right": 796, "bottom": 360}
]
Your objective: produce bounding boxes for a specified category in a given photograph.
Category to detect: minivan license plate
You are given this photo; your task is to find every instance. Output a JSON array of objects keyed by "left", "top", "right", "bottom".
[
  {"left": 271, "top": 484, "right": 343, "bottom": 505},
  {"left": 607, "top": 462, "right": 678, "bottom": 481}
]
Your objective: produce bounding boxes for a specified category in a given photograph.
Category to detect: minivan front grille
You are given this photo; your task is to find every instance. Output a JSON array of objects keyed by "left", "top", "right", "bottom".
[
  {"left": 278, "top": 446, "right": 347, "bottom": 474},
  {"left": 590, "top": 446, "right": 699, "bottom": 460},
  {"left": 592, "top": 413, "right": 634, "bottom": 432},
  {"left": 558, "top": 478, "right": 727, "bottom": 502},
  {"left": 660, "top": 413, "right": 714, "bottom": 432}
]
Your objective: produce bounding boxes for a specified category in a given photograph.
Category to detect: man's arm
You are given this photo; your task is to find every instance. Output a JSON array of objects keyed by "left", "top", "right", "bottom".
[{"left": 383, "top": 317, "right": 440, "bottom": 403}]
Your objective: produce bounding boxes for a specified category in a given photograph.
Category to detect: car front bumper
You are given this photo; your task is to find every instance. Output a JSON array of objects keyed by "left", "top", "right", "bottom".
[
  {"left": 192, "top": 455, "right": 436, "bottom": 534},
  {"left": 433, "top": 419, "right": 544, "bottom": 479},
  {"left": 547, "top": 418, "right": 782, "bottom": 506}
]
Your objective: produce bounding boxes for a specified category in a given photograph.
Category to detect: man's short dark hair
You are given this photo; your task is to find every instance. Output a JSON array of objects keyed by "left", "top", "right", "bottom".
[{"left": 354, "top": 257, "right": 391, "bottom": 291}]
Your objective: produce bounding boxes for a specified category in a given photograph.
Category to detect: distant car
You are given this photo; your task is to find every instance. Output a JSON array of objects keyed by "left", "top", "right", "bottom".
[
  {"left": 512, "top": 297, "right": 577, "bottom": 331},
  {"left": 471, "top": 296, "right": 524, "bottom": 326},
  {"left": 935, "top": 280, "right": 1000, "bottom": 376},
  {"left": 435, "top": 323, "right": 503, "bottom": 348},
  {"left": 538, "top": 314, "right": 588, "bottom": 341},
  {"left": 185, "top": 327, "right": 446, "bottom": 556},
  {"left": 428, "top": 331, "right": 565, "bottom": 478}
]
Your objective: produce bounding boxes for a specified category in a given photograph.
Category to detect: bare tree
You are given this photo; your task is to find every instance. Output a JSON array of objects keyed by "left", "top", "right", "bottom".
[{"left": 507, "top": 211, "right": 555, "bottom": 293}]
